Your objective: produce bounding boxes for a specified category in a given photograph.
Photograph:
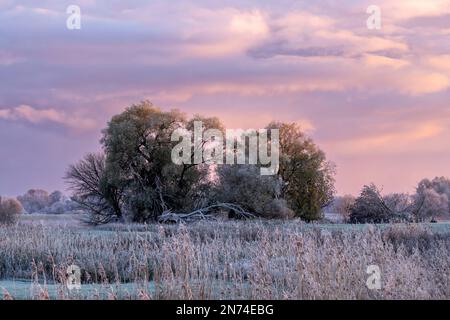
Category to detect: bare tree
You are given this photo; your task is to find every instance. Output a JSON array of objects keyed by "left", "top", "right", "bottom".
[
  {"left": 65, "top": 153, "right": 124, "bottom": 224},
  {"left": 412, "top": 188, "right": 448, "bottom": 222}
]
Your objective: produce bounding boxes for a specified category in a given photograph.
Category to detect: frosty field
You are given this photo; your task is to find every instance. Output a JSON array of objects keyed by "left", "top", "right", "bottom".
[{"left": 0, "top": 216, "right": 449, "bottom": 300}]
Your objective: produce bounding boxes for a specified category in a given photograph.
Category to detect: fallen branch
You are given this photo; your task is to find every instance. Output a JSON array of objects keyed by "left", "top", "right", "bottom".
[{"left": 157, "top": 203, "right": 256, "bottom": 223}]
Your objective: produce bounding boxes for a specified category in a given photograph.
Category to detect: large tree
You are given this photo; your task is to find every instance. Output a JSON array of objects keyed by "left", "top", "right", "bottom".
[
  {"left": 267, "top": 122, "right": 335, "bottom": 221},
  {"left": 100, "top": 101, "right": 222, "bottom": 222}
]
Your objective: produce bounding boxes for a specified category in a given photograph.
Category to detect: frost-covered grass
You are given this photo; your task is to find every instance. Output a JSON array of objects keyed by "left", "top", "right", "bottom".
[
  {"left": 0, "top": 220, "right": 449, "bottom": 300},
  {"left": 0, "top": 280, "right": 155, "bottom": 300}
]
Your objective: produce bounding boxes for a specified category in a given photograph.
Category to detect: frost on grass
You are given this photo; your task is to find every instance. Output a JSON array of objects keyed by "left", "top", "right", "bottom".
[{"left": 0, "top": 221, "right": 449, "bottom": 300}]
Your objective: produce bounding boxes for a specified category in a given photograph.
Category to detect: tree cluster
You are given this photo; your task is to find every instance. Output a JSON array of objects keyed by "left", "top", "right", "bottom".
[
  {"left": 66, "top": 101, "right": 335, "bottom": 224},
  {"left": 347, "top": 177, "right": 450, "bottom": 223},
  {"left": 17, "top": 189, "right": 78, "bottom": 214}
]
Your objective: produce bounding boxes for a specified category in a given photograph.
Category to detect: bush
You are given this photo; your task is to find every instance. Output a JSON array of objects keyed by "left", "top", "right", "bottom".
[{"left": 0, "top": 196, "right": 23, "bottom": 225}]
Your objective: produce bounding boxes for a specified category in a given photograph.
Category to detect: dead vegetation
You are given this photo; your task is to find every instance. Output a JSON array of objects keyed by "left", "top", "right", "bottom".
[{"left": 0, "top": 221, "right": 449, "bottom": 299}]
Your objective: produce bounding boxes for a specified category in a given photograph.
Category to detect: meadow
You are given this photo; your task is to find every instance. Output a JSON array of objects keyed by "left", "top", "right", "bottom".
[{"left": 0, "top": 215, "right": 449, "bottom": 300}]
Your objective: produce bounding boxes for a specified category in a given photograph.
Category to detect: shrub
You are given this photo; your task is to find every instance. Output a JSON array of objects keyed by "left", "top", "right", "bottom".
[{"left": 0, "top": 196, "right": 23, "bottom": 225}]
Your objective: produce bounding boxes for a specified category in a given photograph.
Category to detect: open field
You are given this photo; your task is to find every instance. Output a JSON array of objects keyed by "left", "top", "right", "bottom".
[
  {"left": 19, "top": 213, "right": 450, "bottom": 233},
  {"left": 19, "top": 213, "right": 87, "bottom": 227},
  {"left": 0, "top": 216, "right": 449, "bottom": 300}
]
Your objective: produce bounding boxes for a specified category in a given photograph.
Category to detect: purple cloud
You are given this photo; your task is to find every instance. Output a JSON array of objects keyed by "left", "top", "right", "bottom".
[{"left": 1, "top": 0, "right": 450, "bottom": 196}]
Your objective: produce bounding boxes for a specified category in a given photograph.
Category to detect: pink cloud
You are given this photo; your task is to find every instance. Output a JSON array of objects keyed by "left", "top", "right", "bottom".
[{"left": 0, "top": 105, "right": 97, "bottom": 131}]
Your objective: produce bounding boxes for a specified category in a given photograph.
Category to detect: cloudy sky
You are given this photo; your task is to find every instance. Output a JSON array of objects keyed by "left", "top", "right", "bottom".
[{"left": 1, "top": 0, "right": 450, "bottom": 196}]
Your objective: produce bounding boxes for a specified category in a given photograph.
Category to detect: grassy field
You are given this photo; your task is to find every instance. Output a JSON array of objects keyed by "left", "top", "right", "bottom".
[{"left": 0, "top": 215, "right": 449, "bottom": 300}]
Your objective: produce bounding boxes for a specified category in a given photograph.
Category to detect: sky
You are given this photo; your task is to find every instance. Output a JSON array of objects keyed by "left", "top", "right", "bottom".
[{"left": 1, "top": 0, "right": 450, "bottom": 197}]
